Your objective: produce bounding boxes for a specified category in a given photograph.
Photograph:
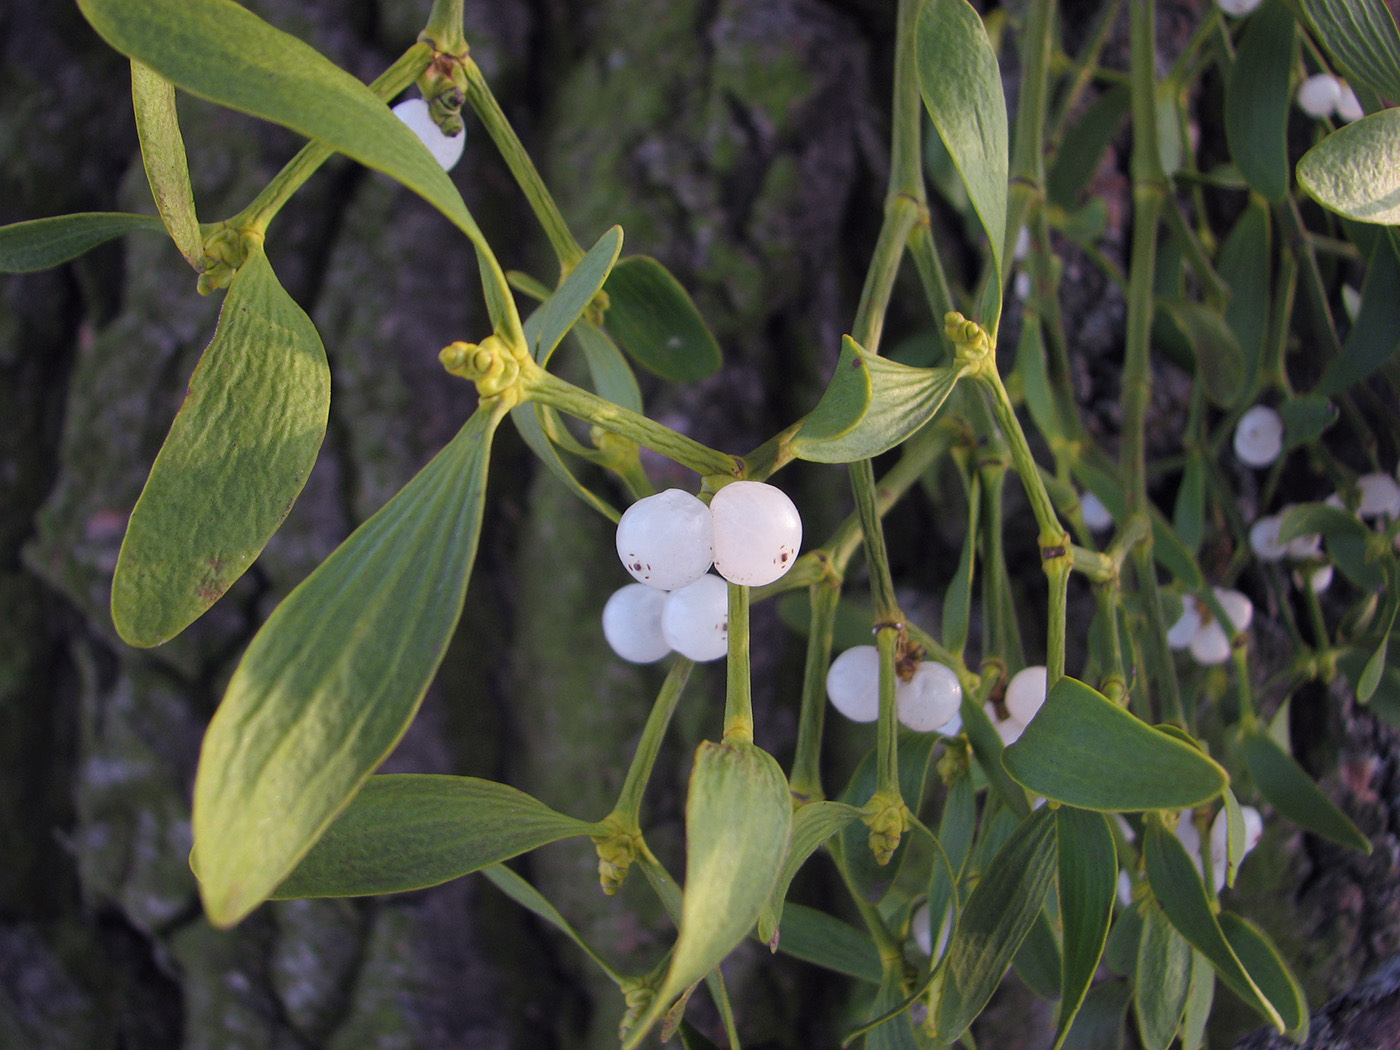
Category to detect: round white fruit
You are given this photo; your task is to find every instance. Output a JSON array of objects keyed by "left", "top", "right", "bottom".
[
  {"left": 896, "top": 662, "right": 962, "bottom": 732},
  {"left": 1167, "top": 600, "right": 1202, "bottom": 650},
  {"left": 392, "top": 98, "right": 465, "bottom": 171},
  {"left": 826, "top": 645, "right": 881, "bottom": 723},
  {"left": 1005, "top": 665, "right": 1048, "bottom": 725},
  {"left": 1234, "top": 405, "right": 1284, "bottom": 468},
  {"left": 1214, "top": 587, "right": 1254, "bottom": 632},
  {"left": 615, "top": 489, "right": 715, "bottom": 590},
  {"left": 709, "top": 481, "right": 803, "bottom": 587},
  {"left": 1216, "top": 0, "right": 1262, "bottom": 14},
  {"left": 1356, "top": 472, "right": 1400, "bottom": 519},
  {"left": 1248, "top": 514, "right": 1287, "bottom": 561},
  {"left": 1080, "top": 492, "right": 1114, "bottom": 532},
  {"left": 601, "top": 584, "right": 671, "bottom": 663},
  {"left": 1336, "top": 83, "right": 1364, "bottom": 123},
  {"left": 1296, "top": 73, "right": 1342, "bottom": 119},
  {"left": 1189, "top": 620, "right": 1232, "bottom": 665},
  {"left": 660, "top": 574, "right": 729, "bottom": 662}
]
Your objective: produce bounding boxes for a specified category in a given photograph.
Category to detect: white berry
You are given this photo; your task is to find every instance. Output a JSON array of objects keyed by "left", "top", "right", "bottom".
[
  {"left": 392, "top": 98, "right": 465, "bottom": 171},
  {"left": 1336, "top": 83, "right": 1364, "bottom": 123},
  {"left": 1167, "top": 600, "right": 1202, "bottom": 650},
  {"left": 826, "top": 646, "right": 881, "bottom": 722},
  {"left": 1215, "top": 587, "right": 1254, "bottom": 632},
  {"left": 1080, "top": 492, "right": 1114, "bottom": 532},
  {"left": 935, "top": 711, "right": 963, "bottom": 737},
  {"left": 660, "top": 574, "right": 728, "bottom": 662},
  {"left": 601, "top": 584, "right": 671, "bottom": 664},
  {"left": 1210, "top": 805, "right": 1263, "bottom": 892},
  {"left": 1216, "top": 0, "right": 1262, "bottom": 13},
  {"left": 1248, "top": 514, "right": 1287, "bottom": 561},
  {"left": 986, "top": 701, "right": 1026, "bottom": 746},
  {"left": 615, "top": 489, "right": 715, "bottom": 590},
  {"left": 709, "top": 481, "right": 803, "bottom": 587},
  {"left": 1296, "top": 74, "right": 1342, "bottom": 119},
  {"left": 1356, "top": 472, "right": 1400, "bottom": 520},
  {"left": 1189, "top": 620, "right": 1232, "bottom": 665},
  {"left": 1294, "top": 564, "right": 1334, "bottom": 594},
  {"left": 896, "top": 662, "right": 962, "bottom": 732},
  {"left": 1234, "top": 405, "right": 1284, "bottom": 468},
  {"left": 1005, "top": 665, "right": 1048, "bottom": 725}
]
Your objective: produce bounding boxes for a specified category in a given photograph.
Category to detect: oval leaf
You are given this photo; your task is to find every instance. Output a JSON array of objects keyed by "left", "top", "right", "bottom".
[
  {"left": 1157, "top": 299, "right": 1245, "bottom": 407},
  {"left": 1135, "top": 901, "right": 1192, "bottom": 1050},
  {"left": 793, "top": 338, "right": 967, "bottom": 463},
  {"left": 272, "top": 775, "right": 597, "bottom": 899},
  {"left": 1224, "top": 0, "right": 1294, "bottom": 203},
  {"left": 112, "top": 246, "right": 329, "bottom": 647},
  {"left": 192, "top": 403, "right": 504, "bottom": 927},
  {"left": 932, "top": 806, "right": 1057, "bottom": 1043},
  {"left": 0, "top": 212, "right": 166, "bottom": 273},
  {"left": 917, "top": 0, "right": 1008, "bottom": 321},
  {"left": 1217, "top": 912, "right": 1309, "bottom": 1038},
  {"left": 1143, "top": 823, "right": 1284, "bottom": 1032},
  {"left": 1003, "top": 677, "right": 1228, "bottom": 811},
  {"left": 1298, "top": 109, "right": 1400, "bottom": 225},
  {"left": 1054, "top": 808, "right": 1118, "bottom": 1050},
  {"left": 603, "top": 255, "right": 722, "bottom": 382},
  {"left": 1316, "top": 237, "right": 1400, "bottom": 396},
  {"left": 1239, "top": 729, "right": 1372, "bottom": 853},
  {"left": 131, "top": 59, "right": 202, "bottom": 267},
  {"left": 624, "top": 739, "right": 792, "bottom": 1048},
  {"left": 774, "top": 903, "right": 881, "bottom": 984},
  {"left": 1297, "top": 0, "right": 1400, "bottom": 102},
  {"left": 758, "top": 800, "right": 864, "bottom": 946}
]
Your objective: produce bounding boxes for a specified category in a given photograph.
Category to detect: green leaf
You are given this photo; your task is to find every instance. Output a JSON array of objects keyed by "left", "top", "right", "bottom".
[
  {"left": 1173, "top": 453, "right": 1207, "bottom": 555},
  {"left": 1014, "top": 909, "right": 1064, "bottom": 1001},
  {"left": 130, "top": 59, "right": 201, "bottom": 267},
  {"left": 527, "top": 227, "right": 623, "bottom": 365},
  {"left": 1062, "top": 979, "right": 1129, "bottom": 1050},
  {"left": 1296, "top": 0, "right": 1400, "bottom": 102},
  {"left": 623, "top": 739, "right": 793, "bottom": 1049},
  {"left": 1134, "top": 901, "right": 1192, "bottom": 1050},
  {"left": 960, "top": 690, "right": 1032, "bottom": 818},
  {"left": 1158, "top": 299, "right": 1245, "bottom": 407},
  {"left": 191, "top": 402, "right": 504, "bottom": 927},
  {"left": 480, "top": 865, "right": 624, "bottom": 981},
  {"left": 792, "top": 337, "right": 967, "bottom": 463},
  {"left": 1316, "top": 238, "right": 1400, "bottom": 396},
  {"left": 932, "top": 807, "right": 1057, "bottom": 1043},
  {"left": 1142, "top": 823, "right": 1284, "bottom": 1032},
  {"left": 112, "top": 246, "right": 329, "bottom": 647},
  {"left": 1180, "top": 951, "right": 1216, "bottom": 1050},
  {"left": 1003, "top": 677, "right": 1228, "bottom": 811},
  {"left": 861, "top": 967, "right": 924, "bottom": 1050},
  {"left": 0, "top": 212, "right": 166, "bottom": 273},
  {"left": 838, "top": 733, "right": 938, "bottom": 903},
  {"left": 574, "top": 322, "right": 644, "bottom": 413},
  {"left": 1224, "top": 0, "right": 1294, "bottom": 203},
  {"left": 1047, "top": 85, "right": 1130, "bottom": 210},
  {"left": 773, "top": 903, "right": 881, "bottom": 984},
  {"left": 758, "top": 801, "right": 864, "bottom": 946},
  {"left": 1218, "top": 200, "right": 1271, "bottom": 395},
  {"left": 917, "top": 0, "right": 1008, "bottom": 327},
  {"left": 1053, "top": 808, "right": 1118, "bottom": 1050},
  {"left": 1220, "top": 786, "right": 1247, "bottom": 891},
  {"left": 1218, "top": 912, "right": 1309, "bottom": 1037},
  {"left": 272, "top": 775, "right": 596, "bottom": 898},
  {"left": 510, "top": 403, "right": 621, "bottom": 522},
  {"left": 1298, "top": 109, "right": 1400, "bottom": 225},
  {"left": 1279, "top": 502, "right": 1384, "bottom": 590},
  {"left": 1279, "top": 395, "right": 1339, "bottom": 450},
  {"left": 602, "top": 256, "right": 722, "bottom": 382},
  {"left": 76, "top": 0, "right": 515, "bottom": 330},
  {"left": 1239, "top": 729, "right": 1372, "bottom": 853}
]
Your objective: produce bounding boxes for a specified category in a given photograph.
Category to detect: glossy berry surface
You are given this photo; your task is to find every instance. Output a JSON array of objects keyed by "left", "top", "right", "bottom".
[
  {"left": 1296, "top": 73, "right": 1342, "bottom": 119},
  {"left": 896, "top": 662, "right": 962, "bottom": 732},
  {"left": 601, "top": 584, "right": 671, "bottom": 664},
  {"left": 392, "top": 98, "right": 465, "bottom": 171},
  {"left": 709, "top": 481, "right": 803, "bottom": 587},
  {"left": 1233, "top": 405, "right": 1284, "bottom": 468},
  {"left": 660, "top": 574, "right": 728, "bottom": 662},
  {"left": 1005, "top": 665, "right": 1048, "bottom": 725},
  {"left": 826, "top": 645, "right": 880, "bottom": 723},
  {"left": 615, "top": 489, "right": 714, "bottom": 590}
]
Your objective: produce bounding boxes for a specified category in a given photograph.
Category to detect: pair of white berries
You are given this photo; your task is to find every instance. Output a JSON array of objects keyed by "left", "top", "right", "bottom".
[
  {"left": 1179, "top": 806, "right": 1265, "bottom": 894},
  {"left": 602, "top": 483, "right": 803, "bottom": 664},
  {"left": 825, "top": 646, "right": 963, "bottom": 734},
  {"left": 1168, "top": 588, "right": 1253, "bottom": 666},
  {"left": 1296, "top": 73, "right": 1364, "bottom": 124}
]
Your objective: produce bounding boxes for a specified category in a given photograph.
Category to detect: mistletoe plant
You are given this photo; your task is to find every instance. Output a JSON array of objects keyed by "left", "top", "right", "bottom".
[{"left": 4, "top": 0, "right": 1400, "bottom": 1045}]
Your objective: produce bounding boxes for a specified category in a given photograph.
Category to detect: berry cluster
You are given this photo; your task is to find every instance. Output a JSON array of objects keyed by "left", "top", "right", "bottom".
[
  {"left": 1118, "top": 806, "right": 1265, "bottom": 907},
  {"left": 985, "top": 665, "right": 1048, "bottom": 744},
  {"left": 602, "top": 483, "right": 803, "bottom": 663},
  {"left": 825, "top": 645, "right": 964, "bottom": 735},
  {"left": 1296, "top": 73, "right": 1364, "bottom": 123},
  {"left": 1168, "top": 588, "right": 1254, "bottom": 666}
]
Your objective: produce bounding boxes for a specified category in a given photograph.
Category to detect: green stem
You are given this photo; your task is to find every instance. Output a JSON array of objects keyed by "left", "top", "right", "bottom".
[
  {"left": 1002, "top": 0, "right": 1056, "bottom": 292},
  {"left": 1275, "top": 196, "right": 1343, "bottom": 363},
  {"left": 851, "top": 458, "right": 902, "bottom": 622},
  {"left": 524, "top": 365, "right": 741, "bottom": 478},
  {"left": 724, "top": 583, "right": 753, "bottom": 743},
  {"left": 233, "top": 43, "right": 433, "bottom": 234},
  {"left": 852, "top": 195, "right": 923, "bottom": 354},
  {"left": 422, "top": 0, "right": 466, "bottom": 52},
  {"left": 789, "top": 581, "right": 840, "bottom": 803},
  {"left": 875, "top": 624, "right": 903, "bottom": 802},
  {"left": 610, "top": 659, "right": 695, "bottom": 827},
  {"left": 461, "top": 56, "right": 583, "bottom": 271}
]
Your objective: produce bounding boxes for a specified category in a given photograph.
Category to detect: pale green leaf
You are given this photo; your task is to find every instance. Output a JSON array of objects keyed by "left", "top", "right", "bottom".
[
  {"left": 1053, "top": 808, "right": 1118, "bottom": 1050},
  {"left": 1134, "top": 901, "right": 1192, "bottom": 1050},
  {"left": 112, "top": 246, "right": 329, "bottom": 647},
  {"left": 603, "top": 256, "right": 722, "bottom": 382},
  {"left": 1240, "top": 729, "right": 1372, "bottom": 853},
  {"left": 773, "top": 903, "right": 881, "bottom": 984},
  {"left": 1317, "top": 238, "right": 1400, "bottom": 395},
  {"left": 481, "top": 865, "right": 625, "bottom": 982},
  {"left": 1218, "top": 912, "right": 1309, "bottom": 1038},
  {"left": 272, "top": 775, "right": 596, "bottom": 898},
  {"left": 527, "top": 227, "right": 622, "bottom": 365},
  {"left": 917, "top": 0, "right": 1008, "bottom": 325},
  {"left": 1002, "top": 677, "right": 1228, "bottom": 811},
  {"left": 758, "top": 801, "right": 864, "bottom": 946},
  {"left": 1298, "top": 109, "right": 1400, "bottom": 225},
  {"left": 130, "top": 59, "right": 202, "bottom": 266},
  {"left": 0, "top": 213, "right": 166, "bottom": 273},
  {"left": 192, "top": 402, "right": 505, "bottom": 927}
]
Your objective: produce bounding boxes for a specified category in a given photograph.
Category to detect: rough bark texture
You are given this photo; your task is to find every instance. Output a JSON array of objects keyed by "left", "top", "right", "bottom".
[{"left": 1, "top": 1, "right": 1397, "bottom": 1049}]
